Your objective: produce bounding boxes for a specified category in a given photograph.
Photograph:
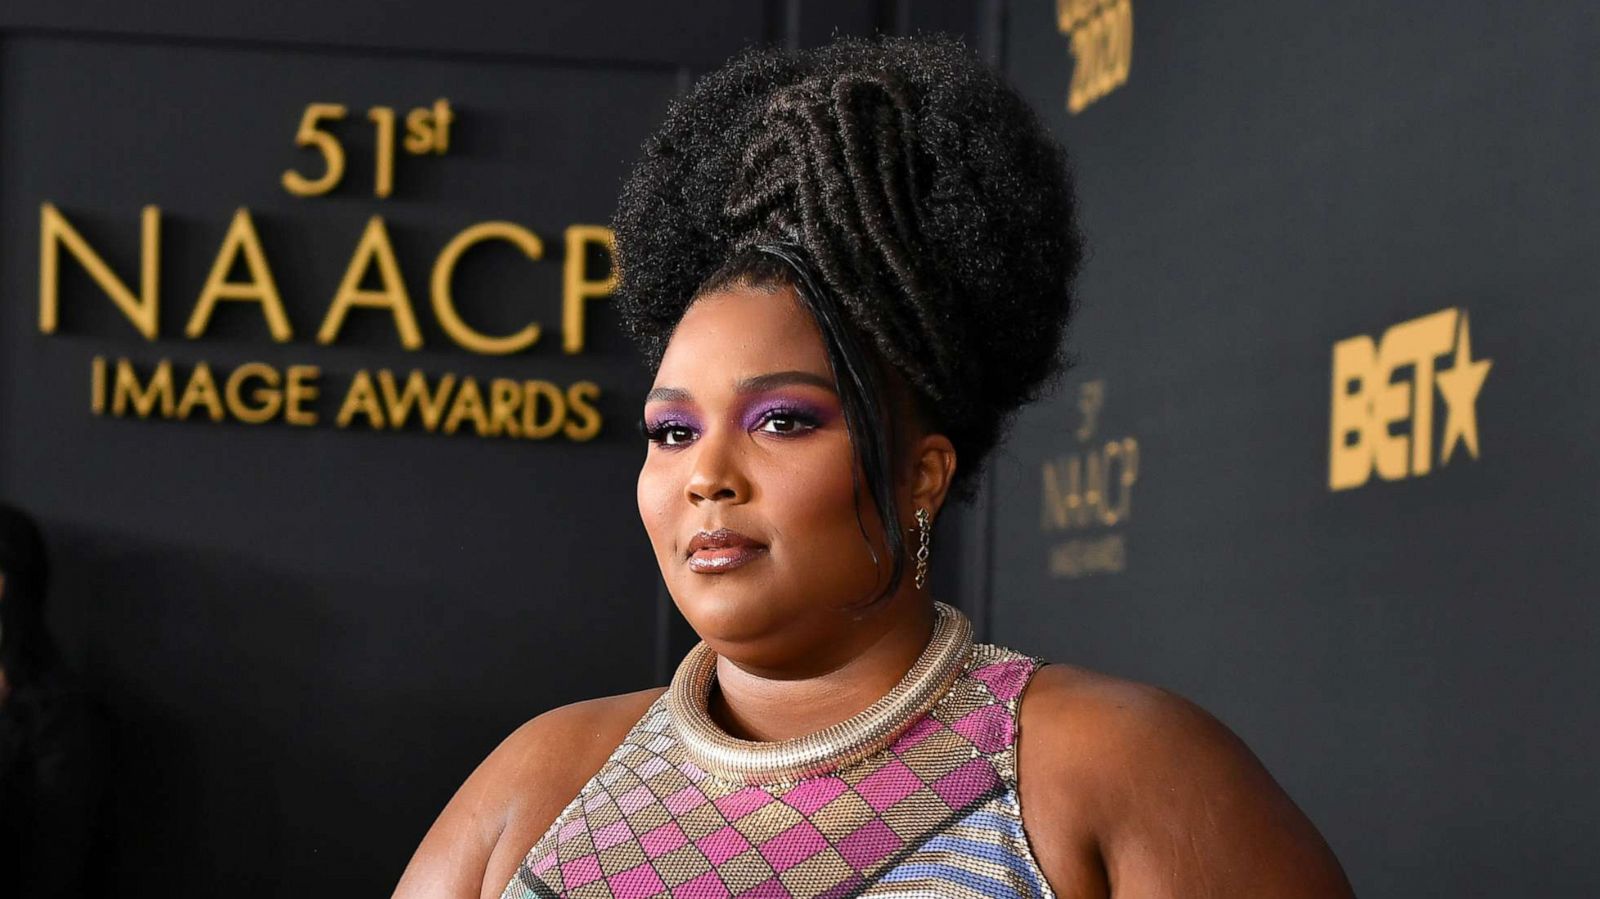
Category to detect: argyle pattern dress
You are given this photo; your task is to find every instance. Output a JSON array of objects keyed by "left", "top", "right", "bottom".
[{"left": 499, "top": 643, "right": 1055, "bottom": 899}]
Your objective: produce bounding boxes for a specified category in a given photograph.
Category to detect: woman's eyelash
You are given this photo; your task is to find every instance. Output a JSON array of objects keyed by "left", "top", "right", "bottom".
[
  {"left": 755, "top": 408, "right": 822, "bottom": 432},
  {"left": 638, "top": 408, "right": 821, "bottom": 446},
  {"left": 638, "top": 418, "right": 695, "bottom": 444}
]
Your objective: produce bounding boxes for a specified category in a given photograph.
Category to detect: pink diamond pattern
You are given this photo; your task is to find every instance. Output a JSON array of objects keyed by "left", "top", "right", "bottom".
[
  {"left": 969, "top": 658, "right": 1032, "bottom": 701},
  {"left": 560, "top": 854, "right": 602, "bottom": 888},
  {"left": 665, "top": 783, "right": 710, "bottom": 814},
  {"left": 506, "top": 644, "right": 1041, "bottom": 899},
  {"left": 780, "top": 776, "right": 846, "bottom": 815},
  {"left": 931, "top": 757, "right": 1000, "bottom": 809},
  {"left": 737, "top": 880, "right": 792, "bottom": 898},
  {"left": 593, "top": 818, "right": 633, "bottom": 851},
  {"left": 855, "top": 759, "right": 919, "bottom": 811},
  {"left": 557, "top": 818, "right": 587, "bottom": 843},
  {"left": 696, "top": 825, "right": 749, "bottom": 865},
  {"left": 757, "top": 820, "right": 827, "bottom": 872},
  {"left": 952, "top": 704, "right": 1013, "bottom": 754},
  {"left": 835, "top": 818, "right": 902, "bottom": 869},
  {"left": 618, "top": 783, "right": 655, "bottom": 814},
  {"left": 888, "top": 715, "right": 943, "bottom": 752},
  {"left": 674, "top": 870, "right": 732, "bottom": 898},
  {"left": 612, "top": 861, "right": 668, "bottom": 898},
  {"left": 640, "top": 821, "right": 689, "bottom": 859},
  {"left": 713, "top": 786, "right": 771, "bottom": 820}
]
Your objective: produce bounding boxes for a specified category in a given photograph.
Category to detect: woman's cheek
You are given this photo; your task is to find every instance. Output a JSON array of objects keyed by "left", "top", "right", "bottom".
[
  {"left": 637, "top": 460, "right": 677, "bottom": 562},
  {"left": 768, "top": 440, "right": 869, "bottom": 566}
]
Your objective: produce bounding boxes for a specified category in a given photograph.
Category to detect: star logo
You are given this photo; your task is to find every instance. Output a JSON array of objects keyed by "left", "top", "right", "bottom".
[
  {"left": 1434, "top": 313, "right": 1492, "bottom": 464},
  {"left": 1330, "top": 306, "right": 1494, "bottom": 491}
]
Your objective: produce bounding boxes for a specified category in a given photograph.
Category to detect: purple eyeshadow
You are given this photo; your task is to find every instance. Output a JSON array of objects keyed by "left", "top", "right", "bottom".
[
  {"left": 643, "top": 394, "right": 836, "bottom": 439},
  {"left": 740, "top": 396, "right": 833, "bottom": 431},
  {"left": 645, "top": 407, "right": 700, "bottom": 432}
]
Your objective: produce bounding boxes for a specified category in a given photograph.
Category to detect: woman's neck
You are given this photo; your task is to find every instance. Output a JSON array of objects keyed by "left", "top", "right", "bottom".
[{"left": 706, "top": 597, "right": 937, "bottom": 742}]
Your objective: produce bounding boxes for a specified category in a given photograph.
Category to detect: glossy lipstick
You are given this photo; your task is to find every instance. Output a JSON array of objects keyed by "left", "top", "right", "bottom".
[{"left": 686, "top": 528, "right": 767, "bottom": 573}]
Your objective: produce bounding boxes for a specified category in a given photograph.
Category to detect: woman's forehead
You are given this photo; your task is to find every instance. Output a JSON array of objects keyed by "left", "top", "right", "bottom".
[{"left": 655, "top": 285, "right": 831, "bottom": 385}]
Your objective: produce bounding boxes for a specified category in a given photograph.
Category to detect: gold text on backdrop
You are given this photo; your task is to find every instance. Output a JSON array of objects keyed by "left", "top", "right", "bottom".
[
  {"left": 280, "top": 100, "right": 453, "bottom": 200},
  {"left": 1040, "top": 380, "right": 1139, "bottom": 578},
  {"left": 38, "top": 206, "right": 615, "bottom": 356},
  {"left": 37, "top": 99, "right": 618, "bottom": 444},
  {"left": 1329, "top": 307, "right": 1492, "bottom": 490},
  {"left": 1056, "top": 0, "right": 1133, "bottom": 114},
  {"left": 87, "top": 358, "right": 602, "bottom": 441}
]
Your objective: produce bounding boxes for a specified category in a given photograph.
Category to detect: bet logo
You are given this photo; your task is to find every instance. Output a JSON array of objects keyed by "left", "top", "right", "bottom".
[{"left": 1329, "top": 307, "right": 1492, "bottom": 491}]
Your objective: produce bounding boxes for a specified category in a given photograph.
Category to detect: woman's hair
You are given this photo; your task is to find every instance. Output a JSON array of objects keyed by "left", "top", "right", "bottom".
[
  {"left": 0, "top": 502, "right": 58, "bottom": 687},
  {"left": 614, "top": 34, "right": 1082, "bottom": 597}
]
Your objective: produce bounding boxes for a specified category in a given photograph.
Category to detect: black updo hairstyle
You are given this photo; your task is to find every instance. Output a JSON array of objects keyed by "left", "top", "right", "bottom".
[{"left": 615, "top": 34, "right": 1082, "bottom": 599}]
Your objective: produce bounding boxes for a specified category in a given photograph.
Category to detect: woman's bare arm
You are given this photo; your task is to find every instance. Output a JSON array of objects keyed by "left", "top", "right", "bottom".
[
  {"left": 391, "top": 688, "right": 665, "bottom": 899},
  {"left": 1020, "top": 665, "right": 1355, "bottom": 899}
]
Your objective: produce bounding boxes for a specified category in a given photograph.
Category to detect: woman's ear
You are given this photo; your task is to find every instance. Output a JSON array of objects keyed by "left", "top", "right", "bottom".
[{"left": 909, "top": 433, "right": 957, "bottom": 521}]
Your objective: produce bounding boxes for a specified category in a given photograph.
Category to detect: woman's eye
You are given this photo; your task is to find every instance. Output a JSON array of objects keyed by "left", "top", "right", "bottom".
[
  {"left": 757, "top": 411, "right": 817, "bottom": 435},
  {"left": 639, "top": 418, "right": 696, "bottom": 447}
]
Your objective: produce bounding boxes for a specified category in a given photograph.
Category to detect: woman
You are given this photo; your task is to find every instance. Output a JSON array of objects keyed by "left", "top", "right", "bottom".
[{"left": 395, "top": 36, "right": 1354, "bottom": 898}]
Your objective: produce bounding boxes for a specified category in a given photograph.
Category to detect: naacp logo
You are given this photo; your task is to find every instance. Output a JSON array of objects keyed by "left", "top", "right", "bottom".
[
  {"left": 1040, "top": 380, "right": 1139, "bottom": 578},
  {"left": 1329, "top": 307, "right": 1492, "bottom": 491}
]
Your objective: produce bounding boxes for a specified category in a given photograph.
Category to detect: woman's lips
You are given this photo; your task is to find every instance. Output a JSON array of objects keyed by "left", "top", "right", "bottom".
[{"left": 686, "top": 528, "right": 768, "bottom": 573}]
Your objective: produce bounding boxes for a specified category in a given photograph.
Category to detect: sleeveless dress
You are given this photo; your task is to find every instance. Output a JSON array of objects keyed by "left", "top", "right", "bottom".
[{"left": 499, "top": 643, "right": 1056, "bottom": 899}]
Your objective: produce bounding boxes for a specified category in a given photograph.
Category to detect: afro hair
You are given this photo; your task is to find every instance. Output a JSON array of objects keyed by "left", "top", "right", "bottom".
[{"left": 613, "top": 34, "right": 1082, "bottom": 500}]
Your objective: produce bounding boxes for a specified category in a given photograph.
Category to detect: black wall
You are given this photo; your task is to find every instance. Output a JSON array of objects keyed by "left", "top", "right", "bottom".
[{"left": 1, "top": 2, "right": 1594, "bottom": 897}]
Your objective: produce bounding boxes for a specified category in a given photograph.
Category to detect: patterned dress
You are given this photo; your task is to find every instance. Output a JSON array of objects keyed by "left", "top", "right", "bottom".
[{"left": 499, "top": 644, "right": 1055, "bottom": 899}]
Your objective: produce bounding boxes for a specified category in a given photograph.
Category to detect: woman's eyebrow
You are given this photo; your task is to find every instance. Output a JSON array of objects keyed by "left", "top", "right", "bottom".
[
  {"left": 734, "top": 371, "right": 837, "bottom": 394},
  {"left": 645, "top": 371, "right": 836, "bottom": 404}
]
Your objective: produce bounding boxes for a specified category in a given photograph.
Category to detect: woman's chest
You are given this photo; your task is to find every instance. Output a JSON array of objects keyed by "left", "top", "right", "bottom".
[{"left": 501, "top": 649, "right": 1054, "bottom": 898}]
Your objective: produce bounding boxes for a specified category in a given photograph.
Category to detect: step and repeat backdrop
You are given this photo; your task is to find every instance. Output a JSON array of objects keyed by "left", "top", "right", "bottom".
[
  {"left": 0, "top": 3, "right": 984, "bottom": 894},
  {"left": 0, "top": 10, "right": 704, "bottom": 894},
  {"left": 1, "top": 2, "right": 1594, "bottom": 896},
  {"left": 995, "top": 2, "right": 1599, "bottom": 897}
]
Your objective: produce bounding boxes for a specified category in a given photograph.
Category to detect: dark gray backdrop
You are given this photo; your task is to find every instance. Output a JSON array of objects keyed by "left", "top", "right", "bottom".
[
  {"left": 995, "top": 3, "right": 1600, "bottom": 898},
  {"left": 1, "top": 2, "right": 1593, "bottom": 897}
]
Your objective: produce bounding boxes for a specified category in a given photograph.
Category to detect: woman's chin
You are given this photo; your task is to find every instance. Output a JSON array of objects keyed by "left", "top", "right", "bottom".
[{"left": 671, "top": 588, "right": 794, "bottom": 649}]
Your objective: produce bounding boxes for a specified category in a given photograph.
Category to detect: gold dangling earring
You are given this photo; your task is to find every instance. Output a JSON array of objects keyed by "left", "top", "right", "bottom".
[{"left": 914, "top": 507, "right": 931, "bottom": 590}]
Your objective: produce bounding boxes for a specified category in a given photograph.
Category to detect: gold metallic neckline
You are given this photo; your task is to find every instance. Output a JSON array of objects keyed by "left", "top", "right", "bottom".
[{"left": 665, "top": 602, "right": 975, "bottom": 785}]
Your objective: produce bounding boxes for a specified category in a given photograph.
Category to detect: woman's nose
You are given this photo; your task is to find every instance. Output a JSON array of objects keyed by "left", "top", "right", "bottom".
[{"left": 684, "top": 428, "right": 751, "bottom": 504}]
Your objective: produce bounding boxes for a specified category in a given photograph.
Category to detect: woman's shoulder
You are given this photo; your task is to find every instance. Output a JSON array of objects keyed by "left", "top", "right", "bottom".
[
  {"left": 488, "top": 686, "right": 669, "bottom": 841},
  {"left": 391, "top": 686, "right": 666, "bottom": 899},
  {"left": 509, "top": 686, "right": 669, "bottom": 757},
  {"left": 1017, "top": 660, "right": 1222, "bottom": 755},
  {"left": 1013, "top": 661, "right": 1355, "bottom": 898}
]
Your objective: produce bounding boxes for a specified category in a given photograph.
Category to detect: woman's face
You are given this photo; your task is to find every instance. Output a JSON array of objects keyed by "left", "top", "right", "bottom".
[{"left": 637, "top": 283, "right": 902, "bottom": 669}]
